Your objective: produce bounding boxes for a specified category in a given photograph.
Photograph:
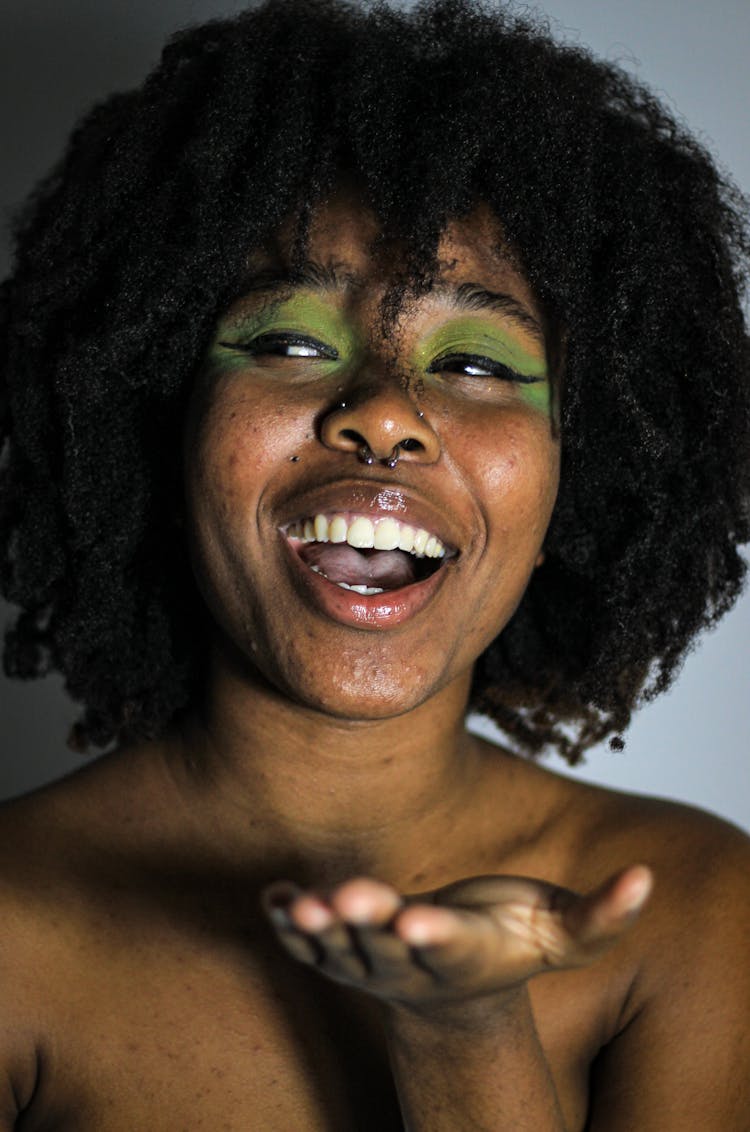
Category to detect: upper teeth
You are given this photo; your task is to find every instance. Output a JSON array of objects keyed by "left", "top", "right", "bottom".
[{"left": 286, "top": 514, "right": 447, "bottom": 558}]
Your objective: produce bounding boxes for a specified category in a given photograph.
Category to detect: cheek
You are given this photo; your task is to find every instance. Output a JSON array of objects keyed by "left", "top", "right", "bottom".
[
  {"left": 461, "top": 412, "right": 559, "bottom": 528},
  {"left": 187, "top": 387, "right": 305, "bottom": 503}
]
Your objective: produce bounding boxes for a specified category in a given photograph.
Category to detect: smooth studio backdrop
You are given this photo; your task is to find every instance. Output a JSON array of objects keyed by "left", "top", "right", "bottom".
[{"left": 1, "top": 0, "right": 748, "bottom": 829}]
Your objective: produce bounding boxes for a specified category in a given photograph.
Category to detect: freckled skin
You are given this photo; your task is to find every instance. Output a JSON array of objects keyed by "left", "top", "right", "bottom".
[
  {"left": 7, "top": 192, "right": 748, "bottom": 1132},
  {"left": 187, "top": 198, "right": 559, "bottom": 721}
]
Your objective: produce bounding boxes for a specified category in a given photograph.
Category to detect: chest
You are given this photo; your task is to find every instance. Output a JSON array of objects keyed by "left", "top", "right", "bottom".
[{"left": 19, "top": 926, "right": 618, "bottom": 1132}]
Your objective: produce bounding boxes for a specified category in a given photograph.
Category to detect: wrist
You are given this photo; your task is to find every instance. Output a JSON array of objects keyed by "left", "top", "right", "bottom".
[{"left": 383, "top": 983, "right": 530, "bottom": 1040}]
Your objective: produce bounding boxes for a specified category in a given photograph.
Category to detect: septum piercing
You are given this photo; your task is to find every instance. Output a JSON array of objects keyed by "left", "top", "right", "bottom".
[{"left": 357, "top": 444, "right": 401, "bottom": 468}]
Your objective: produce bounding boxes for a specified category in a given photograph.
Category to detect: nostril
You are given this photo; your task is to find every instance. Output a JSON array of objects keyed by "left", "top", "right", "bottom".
[
  {"left": 341, "top": 428, "right": 365, "bottom": 442},
  {"left": 399, "top": 438, "right": 422, "bottom": 452}
]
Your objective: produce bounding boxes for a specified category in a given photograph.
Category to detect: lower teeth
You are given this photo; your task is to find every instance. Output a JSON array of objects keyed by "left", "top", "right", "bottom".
[{"left": 310, "top": 565, "right": 385, "bottom": 596}]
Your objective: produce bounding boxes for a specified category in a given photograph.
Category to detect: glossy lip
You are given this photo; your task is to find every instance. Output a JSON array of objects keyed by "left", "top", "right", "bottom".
[
  {"left": 280, "top": 528, "right": 456, "bottom": 630},
  {"left": 275, "top": 480, "right": 464, "bottom": 556}
]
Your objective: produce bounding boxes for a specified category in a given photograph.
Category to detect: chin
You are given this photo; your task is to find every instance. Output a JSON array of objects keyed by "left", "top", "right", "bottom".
[
  {"left": 212, "top": 604, "right": 467, "bottom": 722},
  {"left": 280, "top": 659, "right": 441, "bottom": 722}
]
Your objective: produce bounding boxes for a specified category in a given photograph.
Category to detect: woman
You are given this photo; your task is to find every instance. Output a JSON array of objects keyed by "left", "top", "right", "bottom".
[{"left": 1, "top": 1, "right": 748, "bottom": 1128}]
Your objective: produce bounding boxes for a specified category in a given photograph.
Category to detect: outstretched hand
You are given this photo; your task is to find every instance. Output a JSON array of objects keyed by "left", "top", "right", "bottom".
[{"left": 262, "top": 866, "right": 652, "bottom": 1014}]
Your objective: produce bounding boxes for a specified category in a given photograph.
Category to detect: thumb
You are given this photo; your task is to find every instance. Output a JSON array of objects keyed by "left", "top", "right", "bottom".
[{"left": 562, "top": 865, "right": 653, "bottom": 951}]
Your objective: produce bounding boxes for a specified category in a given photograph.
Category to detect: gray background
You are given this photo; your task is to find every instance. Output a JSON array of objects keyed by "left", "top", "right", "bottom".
[{"left": 1, "top": 0, "right": 748, "bottom": 830}]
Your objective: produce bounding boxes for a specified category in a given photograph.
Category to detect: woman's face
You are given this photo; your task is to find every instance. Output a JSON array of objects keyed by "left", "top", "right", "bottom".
[{"left": 184, "top": 194, "right": 560, "bottom": 719}]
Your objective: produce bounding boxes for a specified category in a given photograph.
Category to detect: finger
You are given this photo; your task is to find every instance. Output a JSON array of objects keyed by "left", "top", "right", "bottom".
[
  {"left": 394, "top": 902, "right": 502, "bottom": 984},
  {"left": 263, "top": 880, "right": 408, "bottom": 985},
  {"left": 347, "top": 912, "right": 418, "bottom": 983},
  {"left": 329, "top": 878, "right": 413, "bottom": 979},
  {"left": 562, "top": 865, "right": 653, "bottom": 950},
  {"left": 288, "top": 893, "right": 371, "bottom": 982},
  {"left": 329, "top": 877, "right": 403, "bottom": 925},
  {"left": 396, "top": 903, "right": 472, "bottom": 947},
  {"left": 262, "top": 882, "right": 324, "bottom": 966},
  {"left": 272, "top": 920, "right": 324, "bottom": 965}
]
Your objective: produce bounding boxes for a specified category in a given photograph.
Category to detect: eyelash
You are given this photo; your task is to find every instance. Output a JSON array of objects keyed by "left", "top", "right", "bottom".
[
  {"left": 221, "top": 336, "right": 541, "bottom": 386},
  {"left": 220, "top": 333, "right": 339, "bottom": 361},
  {"left": 426, "top": 353, "right": 541, "bottom": 384}
]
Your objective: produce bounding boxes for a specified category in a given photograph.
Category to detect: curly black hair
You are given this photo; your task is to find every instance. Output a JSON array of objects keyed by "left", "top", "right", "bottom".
[{"left": 1, "top": 0, "right": 749, "bottom": 763}]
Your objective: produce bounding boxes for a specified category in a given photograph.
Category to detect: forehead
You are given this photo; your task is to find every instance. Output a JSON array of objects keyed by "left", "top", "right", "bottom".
[
  {"left": 258, "top": 191, "right": 532, "bottom": 286},
  {"left": 236, "top": 191, "right": 546, "bottom": 343}
]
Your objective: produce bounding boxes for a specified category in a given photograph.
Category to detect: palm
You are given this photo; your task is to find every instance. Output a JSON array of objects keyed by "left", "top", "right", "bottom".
[{"left": 263, "top": 867, "right": 652, "bottom": 1010}]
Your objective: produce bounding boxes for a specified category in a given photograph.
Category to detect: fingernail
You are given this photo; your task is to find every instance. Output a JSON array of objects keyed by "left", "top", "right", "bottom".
[
  {"left": 268, "top": 905, "right": 292, "bottom": 929},
  {"left": 299, "top": 901, "right": 334, "bottom": 931},
  {"left": 401, "top": 920, "right": 432, "bottom": 946},
  {"left": 622, "top": 869, "right": 653, "bottom": 913},
  {"left": 262, "top": 882, "right": 299, "bottom": 917}
]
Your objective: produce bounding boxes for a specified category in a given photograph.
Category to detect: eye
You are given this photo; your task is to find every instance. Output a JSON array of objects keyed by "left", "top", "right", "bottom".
[
  {"left": 426, "top": 352, "right": 542, "bottom": 384},
  {"left": 219, "top": 332, "right": 339, "bottom": 361}
]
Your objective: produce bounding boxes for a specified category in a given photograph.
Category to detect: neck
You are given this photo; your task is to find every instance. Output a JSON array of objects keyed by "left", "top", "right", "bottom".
[{"left": 161, "top": 647, "right": 490, "bottom": 888}]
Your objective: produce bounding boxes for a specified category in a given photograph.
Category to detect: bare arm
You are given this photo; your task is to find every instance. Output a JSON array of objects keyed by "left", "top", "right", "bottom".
[
  {"left": 263, "top": 867, "right": 651, "bottom": 1131},
  {"left": 263, "top": 822, "right": 750, "bottom": 1131},
  {"left": 385, "top": 988, "right": 567, "bottom": 1132},
  {"left": 0, "top": 958, "right": 39, "bottom": 1129}
]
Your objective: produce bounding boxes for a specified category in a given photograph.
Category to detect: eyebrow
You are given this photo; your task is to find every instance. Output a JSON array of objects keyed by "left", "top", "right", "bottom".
[
  {"left": 228, "top": 260, "right": 358, "bottom": 299},
  {"left": 228, "top": 260, "right": 544, "bottom": 341},
  {"left": 445, "top": 282, "right": 544, "bottom": 343}
]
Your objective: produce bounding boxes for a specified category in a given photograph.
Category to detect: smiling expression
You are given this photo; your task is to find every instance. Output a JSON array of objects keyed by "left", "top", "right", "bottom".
[{"left": 184, "top": 194, "right": 561, "bottom": 720}]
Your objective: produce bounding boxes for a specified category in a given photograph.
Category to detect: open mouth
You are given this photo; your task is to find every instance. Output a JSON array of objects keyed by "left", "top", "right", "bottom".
[{"left": 284, "top": 512, "right": 457, "bottom": 595}]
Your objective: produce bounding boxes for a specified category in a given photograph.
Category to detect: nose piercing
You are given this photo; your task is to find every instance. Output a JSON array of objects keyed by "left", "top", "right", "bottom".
[{"left": 357, "top": 444, "right": 401, "bottom": 468}]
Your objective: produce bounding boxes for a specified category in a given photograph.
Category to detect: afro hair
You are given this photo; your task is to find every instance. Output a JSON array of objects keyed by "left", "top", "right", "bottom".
[{"left": 1, "top": 0, "right": 749, "bottom": 762}]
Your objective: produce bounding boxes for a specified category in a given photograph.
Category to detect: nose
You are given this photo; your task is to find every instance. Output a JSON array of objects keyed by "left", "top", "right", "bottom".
[{"left": 320, "top": 382, "right": 441, "bottom": 467}]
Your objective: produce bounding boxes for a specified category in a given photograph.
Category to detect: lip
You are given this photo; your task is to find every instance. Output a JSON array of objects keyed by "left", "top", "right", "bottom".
[
  {"left": 275, "top": 479, "right": 463, "bottom": 554},
  {"left": 280, "top": 527, "right": 455, "bottom": 630}
]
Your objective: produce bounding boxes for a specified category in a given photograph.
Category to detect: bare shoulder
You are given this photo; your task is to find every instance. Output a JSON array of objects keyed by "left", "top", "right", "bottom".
[
  {"left": 0, "top": 762, "right": 109, "bottom": 981},
  {"left": 604, "top": 785, "right": 750, "bottom": 998},
  {"left": 0, "top": 756, "right": 158, "bottom": 1006},
  {"left": 552, "top": 771, "right": 750, "bottom": 1129},
  {"left": 491, "top": 744, "right": 750, "bottom": 987},
  {"left": 0, "top": 751, "right": 160, "bottom": 1122},
  {"left": 538, "top": 764, "right": 750, "bottom": 951},
  {"left": 573, "top": 773, "right": 750, "bottom": 910},
  {"left": 473, "top": 737, "right": 750, "bottom": 901},
  {"left": 512, "top": 759, "right": 750, "bottom": 1128},
  {"left": 0, "top": 822, "right": 38, "bottom": 1125},
  {"left": 0, "top": 782, "right": 76, "bottom": 1124}
]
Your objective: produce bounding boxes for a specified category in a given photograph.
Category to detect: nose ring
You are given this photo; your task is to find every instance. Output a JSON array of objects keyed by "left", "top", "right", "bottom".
[{"left": 357, "top": 444, "right": 401, "bottom": 468}]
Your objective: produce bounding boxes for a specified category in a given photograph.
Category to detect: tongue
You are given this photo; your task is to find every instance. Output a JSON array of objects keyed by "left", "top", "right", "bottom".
[{"left": 298, "top": 543, "right": 417, "bottom": 589}]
